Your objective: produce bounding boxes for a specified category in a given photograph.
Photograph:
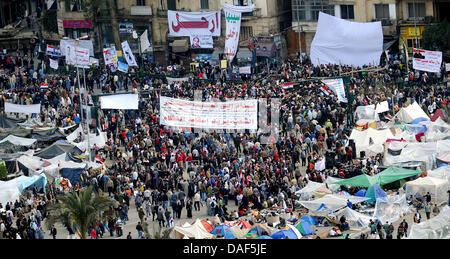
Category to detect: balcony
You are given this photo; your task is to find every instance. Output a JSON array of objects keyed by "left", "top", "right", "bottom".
[{"left": 241, "top": 8, "right": 262, "bottom": 19}]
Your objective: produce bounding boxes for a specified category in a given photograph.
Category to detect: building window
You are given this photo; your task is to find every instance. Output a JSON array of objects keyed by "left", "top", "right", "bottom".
[
  {"left": 201, "top": 0, "right": 209, "bottom": 9},
  {"left": 408, "top": 2, "right": 426, "bottom": 19},
  {"left": 167, "top": 0, "right": 176, "bottom": 10},
  {"left": 137, "top": 0, "right": 146, "bottom": 6},
  {"left": 340, "top": 5, "right": 354, "bottom": 19},
  {"left": 233, "top": 0, "right": 249, "bottom": 6},
  {"left": 240, "top": 26, "right": 253, "bottom": 41},
  {"left": 292, "top": 0, "right": 335, "bottom": 22},
  {"left": 374, "top": 4, "right": 389, "bottom": 19}
]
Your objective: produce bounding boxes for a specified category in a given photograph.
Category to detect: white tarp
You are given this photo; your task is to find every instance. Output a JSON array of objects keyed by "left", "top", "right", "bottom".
[
  {"left": 0, "top": 135, "right": 37, "bottom": 146},
  {"left": 159, "top": 96, "right": 258, "bottom": 130},
  {"left": 168, "top": 10, "right": 221, "bottom": 37},
  {"left": 100, "top": 94, "right": 139, "bottom": 110},
  {"left": 66, "top": 125, "right": 83, "bottom": 143},
  {"left": 310, "top": 12, "right": 383, "bottom": 67},
  {"left": 405, "top": 177, "right": 449, "bottom": 205},
  {"left": 0, "top": 178, "right": 23, "bottom": 205},
  {"left": 349, "top": 128, "right": 395, "bottom": 156},
  {"left": 408, "top": 206, "right": 450, "bottom": 239},
  {"left": 321, "top": 78, "right": 347, "bottom": 102},
  {"left": 121, "top": 41, "right": 138, "bottom": 67},
  {"left": 17, "top": 155, "right": 46, "bottom": 175},
  {"left": 296, "top": 181, "right": 325, "bottom": 200},
  {"left": 223, "top": 4, "right": 254, "bottom": 63},
  {"left": 298, "top": 194, "right": 369, "bottom": 212},
  {"left": 412, "top": 48, "right": 443, "bottom": 73},
  {"left": 5, "top": 102, "right": 41, "bottom": 114},
  {"left": 190, "top": 35, "right": 214, "bottom": 49}
]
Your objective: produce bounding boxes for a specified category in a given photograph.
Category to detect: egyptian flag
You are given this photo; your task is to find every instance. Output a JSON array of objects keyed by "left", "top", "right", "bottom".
[
  {"left": 384, "top": 115, "right": 393, "bottom": 121},
  {"left": 95, "top": 155, "right": 104, "bottom": 164},
  {"left": 282, "top": 83, "right": 295, "bottom": 90},
  {"left": 320, "top": 85, "right": 331, "bottom": 95}
]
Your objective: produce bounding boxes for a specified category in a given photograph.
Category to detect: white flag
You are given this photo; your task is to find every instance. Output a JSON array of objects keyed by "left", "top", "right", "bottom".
[
  {"left": 223, "top": 4, "right": 254, "bottom": 63},
  {"left": 121, "top": 41, "right": 138, "bottom": 67},
  {"left": 50, "top": 58, "right": 59, "bottom": 70},
  {"left": 140, "top": 30, "right": 151, "bottom": 52}
]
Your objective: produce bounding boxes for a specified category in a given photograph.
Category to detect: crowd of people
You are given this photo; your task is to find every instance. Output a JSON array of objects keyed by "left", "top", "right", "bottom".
[{"left": 0, "top": 41, "right": 449, "bottom": 239}]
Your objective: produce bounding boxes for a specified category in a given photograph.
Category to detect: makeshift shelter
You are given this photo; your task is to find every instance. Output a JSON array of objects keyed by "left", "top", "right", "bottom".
[
  {"left": 349, "top": 128, "right": 394, "bottom": 157},
  {"left": 394, "top": 102, "right": 429, "bottom": 124},
  {"left": 211, "top": 224, "right": 235, "bottom": 239},
  {"left": 335, "top": 167, "right": 423, "bottom": 187},
  {"left": 35, "top": 142, "right": 83, "bottom": 159},
  {"left": 410, "top": 117, "right": 429, "bottom": 125},
  {"left": 236, "top": 220, "right": 252, "bottom": 229},
  {"left": 17, "top": 155, "right": 49, "bottom": 175},
  {"left": 0, "top": 135, "right": 37, "bottom": 146},
  {"left": 300, "top": 215, "right": 319, "bottom": 226},
  {"left": 427, "top": 165, "right": 450, "bottom": 181},
  {"left": 355, "top": 189, "right": 367, "bottom": 197},
  {"left": 295, "top": 181, "right": 325, "bottom": 200},
  {"left": 405, "top": 177, "right": 449, "bottom": 205},
  {"left": 431, "top": 109, "right": 448, "bottom": 122},
  {"left": 173, "top": 219, "right": 214, "bottom": 239},
  {"left": 354, "top": 106, "right": 380, "bottom": 122},
  {"left": 230, "top": 226, "right": 249, "bottom": 239},
  {"left": 408, "top": 206, "right": 450, "bottom": 239},
  {"left": 373, "top": 194, "right": 412, "bottom": 224},
  {"left": 200, "top": 220, "right": 213, "bottom": 232},
  {"left": 332, "top": 207, "right": 372, "bottom": 228},
  {"left": 271, "top": 229, "right": 299, "bottom": 239},
  {"left": 298, "top": 194, "right": 369, "bottom": 212},
  {"left": 365, "top": 184, "right": 387, "bottom": 203},
  {"left": 334, "top": 174, "right": 377, "bottom": 188},
  {"left": 437, "top": 153, "right": 450, "bottom": 164},
  {"left": 32, "top": 128, "right": 67, "bottom": 142},
  {"left": 295, "top": 220, "right": 313, "bottom": 236},
  {"left": 0, "top": 173, "right": 47, "bottom": 204},
  {"left": 248, "top": 224, "right": 271, "bottom": 236}
]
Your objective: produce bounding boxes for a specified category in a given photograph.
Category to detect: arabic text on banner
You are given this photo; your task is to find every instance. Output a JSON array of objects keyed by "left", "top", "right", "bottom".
[
  {"left": 322, "top": 78, "right": 347, "bottom": 103},
  {"left": 190, "top": 35, "right": 214, "bottom": 49},
  {"left": 60, "top": 39, "right": 94, "bottom": 57},
  {"left": 121, "top": 41, "right": 138, "bottom": 67},
  {"left": 159, "top": 96, "right": 258, "bottom": 130},
  {"left": 50, "top": 58, "right": 59, "bottom": 70},
  {"left": 412, "top": 48, "right": 443, "bottom": 73},
  {"left": 168, "top": 10, "right": 221, "bottom": 37},
  {"left": 223, "top": 4, "right": 254, "bottom": 63},
  {"left": 5, "top": 102, "right": 41, "bottom": 114},
  {"left": 66, "top": 46, "right": 90, "bottom": 68},
  {"left": 311, "top": 12, "right": 383, "bottom": 67}
]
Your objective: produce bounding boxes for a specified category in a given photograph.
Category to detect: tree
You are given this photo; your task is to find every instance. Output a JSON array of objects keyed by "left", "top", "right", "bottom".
[
  {"left": 422, "top": 20, "right": 450, "bottom": 52},
  {"left": 45, "top": 186, "right": 115, "bottom": 239}
]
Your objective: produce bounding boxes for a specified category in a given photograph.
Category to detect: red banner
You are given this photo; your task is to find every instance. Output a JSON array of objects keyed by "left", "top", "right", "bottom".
[{"left": 63, "top": 20, "right": 93, "bottom": 28}]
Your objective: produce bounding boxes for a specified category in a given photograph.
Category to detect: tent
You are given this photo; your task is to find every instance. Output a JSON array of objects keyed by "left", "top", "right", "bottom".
[
  {"left": 408, "top": 206, "right": 450, "bottom": 239},
  {"left": 299, "top": 194, "right": 369, "bottom": 212},
  {"left": 355, "top": 189, "right": 367, "bottom": 197},
  {"left": 35, "top": 142, "right": 82, "bottom": 159},
  {"left": 0, "top": 173, "right": 47, "bottom": 204},
  {"left": 0, "top": 135, "right": 37, "bottom": 146},
  {"left": 394, "top": 102, "right": 430, "bottom": 124},
  {"left": 335, "top": 167, "right": 423, "bottom": 187},
  {"left": 229, "top": 226, "right": 249, "bottom": 239},
  {"left": 31, "top": 128, "right": 67, "bottom": 142},
  {"left": 295, "top": 220, "right": 313, "bottom": 236},
  {"left": 365, "top": 184, "right": 387, "bottom": 203},
  {"left": 271, "top": 229, "right": 299, "bottom": 239},
  {"left": 349, "top": 128, "right": 394, "bottom": 157},
  {"left": 248, "top": 224, "right": 271, "bottom": 236},
  {"left": 354, "top": 106, "right": 380, "bottom": 122},
  {"left": 334, "top": 174, "right": 377, "bottom": 188},
  {"left": 427, "top": 165, "right": 450, "bottom": 181},
  {"left": 211, "top": 224, "right": 235, "bottom": 239},
  {"left": 332, "top": 207, "right": 373, "bottom": 228},
  {"left": 173, "top": 219, "right": 214, "bottom": 239},
  {"left": 236, "top": 220, "right": 252, "bottom": 229},
  {"left": 257, "top": 235, "right": 272, "bottom": 239},
  {"left": 300, "top": 215, "right": 319, "bottom": 225},
  {"left": 405, "top": 177, "right": 449, "bottom": 205},
  {"left": 431, "top": 109, "right": 448, "bottom": 122}
]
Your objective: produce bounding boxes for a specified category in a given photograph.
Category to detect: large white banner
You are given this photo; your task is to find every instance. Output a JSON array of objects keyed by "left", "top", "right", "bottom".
[
  {"left": 5, "top": 102, "right": 41, "bottom": 114},
  {"left": 168, "top": 10, "right": 221, "bottom": 37},
  {"left": 100, "top": 94, "right": 139, "bottom": 110},
  {"left": 190, "top": 35, "right": 214, "bottom": 49},
  {"left": 60, "top": 39, "right": 94, "bottom": 57},
  {"left": 160, "top": 96, "right": 257, "bottom": 130},
  {"left": 66, "top": 46, "right": 90, "bottom": 68},
  {"left": 322, "top": 78, "right": 347, "bottom": 102},
  {"left": 311, "top": 12, "right": 383, "bottom": 67},
  {"left": 223, "top": 4, "right": 254, "bottom": 63},
  {"left": 121, "top": 41, "right": 138, "bottom": 67},
  {"left": 412, "top": 48, "right": 443, "bottom": 73}
]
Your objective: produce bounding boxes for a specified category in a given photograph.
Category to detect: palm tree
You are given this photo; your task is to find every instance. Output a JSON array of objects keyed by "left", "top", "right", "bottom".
[{"left": 45, "top": 186, "right": 115, "bottom": 239}]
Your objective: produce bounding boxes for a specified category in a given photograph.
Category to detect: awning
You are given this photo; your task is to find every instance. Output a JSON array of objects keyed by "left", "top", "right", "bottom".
[{"left": 172, "top": 39, "right": 189, "bottom": 53}]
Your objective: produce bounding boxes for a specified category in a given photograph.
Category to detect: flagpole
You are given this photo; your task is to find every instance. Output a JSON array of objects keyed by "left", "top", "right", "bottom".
[{"left": 83, "top": 67, "right": 91, "bottom": 163}]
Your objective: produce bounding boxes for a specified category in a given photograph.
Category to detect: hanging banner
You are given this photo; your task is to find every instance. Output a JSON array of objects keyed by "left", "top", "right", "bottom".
[
  {"left": 168, "top": 10, "right": 221, "bottom": 37},
  {"left": 118, "top": 61, "right": 129, "bottom": 73},
  {"left": 159, "top": 96, "right": 257, "bottom": 130},
  {"left": 189, "top": 35, "right": 214, "bottom": 49},
  {"left": 322, "top": 78, "right": 347, "bottom": 102},
  {"left": 412, "top": 48, "right": 443, "bottom": 73},
  {"left": 100, "top": 94, "right": 139, "bottom": 110},
  {"left": 60, "top": 39, "right": 94, "bottom": 57},
  {"left": 239, "top": 66, "right": 251, "bottom": 74},
  {"left": 66, "top": 46, "right": 90, "bottom": 68},
  {"left": 5, "top": 102, "right": 41, "bottom": 114},
  {"left": 50, "top": 58, "right": 59, "bottom": 70},
  {"left": 121, "top": 41, "right": 138, "bottom": 67},
  {"left": 46, "top": 45, "right": 61, "bottom": 56},
  {"left": 223, "top": 4, "right": 254, "bottom": 63}
]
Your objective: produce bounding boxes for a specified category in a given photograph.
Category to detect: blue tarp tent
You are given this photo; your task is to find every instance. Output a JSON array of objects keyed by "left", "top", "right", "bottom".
[
  {"left": 17, "top": 173, "right": 47, "bottom": 193},
  {"left": 271, "top": 229, "right": 299, "bottom": 239},
  {"left": 300, "top": 215, "right": 318, "bottom": 225},
  {"left": 211, "top": 224, "right": 235, "bottom": 239},
  {"left": 296, "top": 220, "right": 313, "bottom": 236},
  {"left": 365, "top": 184, "right": 387, "bottom": 203},
  {"left": 257, "top": 235, "right": 273, "bottom": 239},
  {"left": 355, "top": 189, "right": 367, "bottom": 197},
  {"left": 248, "top": 226, "right": 270, "bottom": 236},
  {"left": 61, "top": 168, "right": 84, "bottom": 186}
]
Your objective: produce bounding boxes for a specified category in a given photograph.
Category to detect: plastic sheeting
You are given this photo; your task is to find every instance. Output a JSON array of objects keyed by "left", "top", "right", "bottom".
[
  {"left": 427, "top": 166, "right": 450, "bottom": 181},
  {"left": 296, "top": 181, "right": 325, "bottom": 200},
  {"left": 394, "top": 102, "right": 430, "bottom": 124},
  {"left": 349, "top": 128, "right": 394, "bottom": 156},
  {"left": 310, "top": 12, "right": 383, "bottom": 67},
  {"left": 373, "top": 194, "right": 412, "bottom": 224},
  {"left": 408, "top": 206, "right": 450, "bottom": 239},
  {"left": 332, "top": 207, "right": 373, "bottom": 228},
  {"left": 405, "top": 177, "right": 449, "bottom": 205},
  {"left": 354, "top": 106, "right": 380, "bottom": 122},
  {"left": 0, "top": 135, "right": 37, "bottom": 146},
  {"left": 298, "top": 194, "right": 369, "bottom": 212}
]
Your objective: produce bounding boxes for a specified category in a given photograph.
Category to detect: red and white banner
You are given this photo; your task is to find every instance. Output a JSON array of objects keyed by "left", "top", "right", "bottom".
[
  {"left": 412, "top": 48, "right": 443, "bottom": 73},
  {"left": 223, "top": 4, "right": 254, "bottom": 63},
  {"left": 66, "top": 46, "right": 90, "bottom": 68},
  {"left": 168, "top": 11, "right": 221, "bottom": 37},
  {"left": 160, "top": 96, "right": 257, "bottom": 130}
]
